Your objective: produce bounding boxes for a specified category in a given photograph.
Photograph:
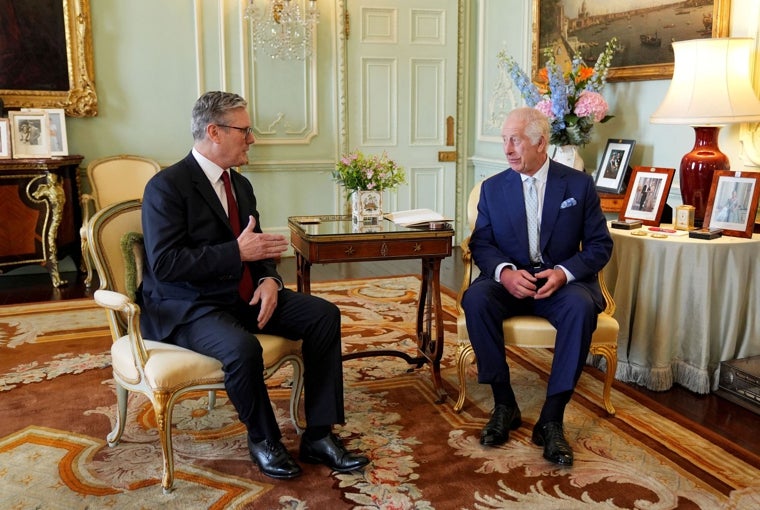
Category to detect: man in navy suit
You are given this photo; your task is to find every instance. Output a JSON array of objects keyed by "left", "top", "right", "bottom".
[
  {"left": 138, "top": 91, "right": 369, "bottom": 480},
  {"left": 462, "top": 107, "right": 613, "bottom": 466}
]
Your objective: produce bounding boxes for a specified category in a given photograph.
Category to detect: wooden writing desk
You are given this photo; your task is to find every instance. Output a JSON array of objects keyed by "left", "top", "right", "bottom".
[{"left": 288, "top": 215, "right": 454, "bottom": 402}]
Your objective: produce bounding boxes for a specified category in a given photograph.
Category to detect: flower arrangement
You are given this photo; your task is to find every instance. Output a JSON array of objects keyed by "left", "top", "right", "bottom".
[
  {"left": 333, "top": 150, "right": 406, "bottom": 191},
  {"left": 498, "top": 37, "right": 618, "bottom": 146}
]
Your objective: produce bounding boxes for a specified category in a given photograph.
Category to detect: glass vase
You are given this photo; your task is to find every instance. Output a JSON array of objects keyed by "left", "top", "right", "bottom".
[{"left": 351, "top": 189, "right": 382, "bottom": 225}]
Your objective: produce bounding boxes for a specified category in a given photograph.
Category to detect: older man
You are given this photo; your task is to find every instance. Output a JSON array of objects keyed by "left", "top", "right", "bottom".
[{"left": 462, "top": 107, "right": 613, "bottom": 465}]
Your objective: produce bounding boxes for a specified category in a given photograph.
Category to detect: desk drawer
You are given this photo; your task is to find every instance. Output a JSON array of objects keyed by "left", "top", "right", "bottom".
[{"left": 311, "top": 238, "right": 451, "bottom": 262}]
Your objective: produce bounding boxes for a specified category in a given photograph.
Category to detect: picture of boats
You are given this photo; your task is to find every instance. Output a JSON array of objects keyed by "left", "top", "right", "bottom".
[
  {"left": 640, "top": 32, "right": 662, "bottom": 47},
  {"left": 536, "top": 0, "right": 717, "bottom": 74}
]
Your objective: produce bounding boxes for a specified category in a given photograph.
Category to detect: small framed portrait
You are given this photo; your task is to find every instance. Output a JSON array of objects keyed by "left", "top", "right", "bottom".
[
  {"left": 0, "top": 119, "right": 11, "bottom": 159},
  {"left": 45, "top": 108, "right": 69, "bottom": 156},
  {"left": 619, "top": 166, "right": 675, "bottom": 226},
  {"left": 703, "top": 171, "right": 760, "bottom": 238},
  {"left": 9, "top": 111, "right": 51, "bottom": 159},
  {"left": 595, "top": 139, "right": 636, "bottom": 194}
]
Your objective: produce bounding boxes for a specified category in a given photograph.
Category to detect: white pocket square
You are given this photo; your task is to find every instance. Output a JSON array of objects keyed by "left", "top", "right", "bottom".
[{"left": 560, "top": 198, "right": 577, "bottom": 209}]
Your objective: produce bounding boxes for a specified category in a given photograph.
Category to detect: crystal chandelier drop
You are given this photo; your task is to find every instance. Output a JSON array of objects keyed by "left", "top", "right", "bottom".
[{"left": 244, "top": 0, "right": 320, "bottom": 61}]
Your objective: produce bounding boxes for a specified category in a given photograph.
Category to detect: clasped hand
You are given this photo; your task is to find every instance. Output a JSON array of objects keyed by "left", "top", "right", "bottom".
[
  {"left": 237, "top": 215, "right": 289, "bottom": 262},
  {"left": 499, "top": 267, "right": 566, "bottom": 300}
]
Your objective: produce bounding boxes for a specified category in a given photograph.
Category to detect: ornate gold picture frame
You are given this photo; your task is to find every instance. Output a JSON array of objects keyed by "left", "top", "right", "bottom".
[
  {"left": 0, "top": 0, "right": 97, "bottom": 117},
  {"left": 532, "top": 0, "right": 730, "bottom": 82}
]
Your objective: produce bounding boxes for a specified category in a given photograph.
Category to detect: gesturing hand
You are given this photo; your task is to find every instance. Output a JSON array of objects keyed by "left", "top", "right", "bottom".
[{"left": 237, "top": 215, "right": 289, "bottom": 262}]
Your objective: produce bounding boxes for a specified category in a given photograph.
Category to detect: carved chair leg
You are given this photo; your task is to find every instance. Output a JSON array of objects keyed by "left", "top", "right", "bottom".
[
  {"left": 453, "top": 344, "right": 475, "bottom": 413},
  {"left": 590, "top": 344, "right": 617, "bottom": 416}
]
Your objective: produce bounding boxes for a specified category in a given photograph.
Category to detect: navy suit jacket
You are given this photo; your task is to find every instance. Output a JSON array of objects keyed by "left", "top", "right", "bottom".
[
  {"left": 138, "top": 152, "right": 281, "bottom": 341},
  {"left": 469, "top": 160, "right": 613, "bottom": 309}
]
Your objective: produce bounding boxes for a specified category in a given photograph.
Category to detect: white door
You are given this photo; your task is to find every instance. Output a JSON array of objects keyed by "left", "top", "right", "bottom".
[{"left": 345, "top": 0, "right": 458, "bottom": 218}]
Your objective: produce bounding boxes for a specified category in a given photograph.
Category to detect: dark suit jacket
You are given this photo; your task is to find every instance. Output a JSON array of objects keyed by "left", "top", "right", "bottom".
[
  {"left": 469, "top": 160, "right": 613, "bottom": 308},
  {"left": 138, "top": 152, "right": 280, "bottom": 341}
]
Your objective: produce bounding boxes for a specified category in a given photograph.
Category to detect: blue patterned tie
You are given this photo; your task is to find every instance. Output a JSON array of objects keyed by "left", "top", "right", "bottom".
[{"left": 525, "top": 177, "right": 540, "bottom": 263}]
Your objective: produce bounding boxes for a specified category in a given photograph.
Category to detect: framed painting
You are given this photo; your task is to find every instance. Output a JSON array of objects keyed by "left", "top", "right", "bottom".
[
  {"left": 0, "top": 119, "right": 11, "bottom": 159},
  {"left": 595, "top": 138, "right": 636, "bottom": 194},
  {"left": 9, "top": 111, "right": 51, "bottom": 159},
  {"left": 703, "top": 171, "right": 760, "bottom": 238},
  {"left": 532, "top": 0, "right": 730, "bottom": 82},
  {"left": 0, "top": 0, "right": 97, "bottom": 117},
  {"left": 619, "top": 166, "right": 675, "bottom": 226}
]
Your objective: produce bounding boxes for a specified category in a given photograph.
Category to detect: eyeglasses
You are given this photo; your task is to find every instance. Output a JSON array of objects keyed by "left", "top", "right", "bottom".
[{"left": 216, "top": 124, "right": 253, "bottom": 137}]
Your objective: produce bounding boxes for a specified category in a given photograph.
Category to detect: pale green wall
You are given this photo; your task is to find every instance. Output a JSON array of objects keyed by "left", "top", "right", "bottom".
[{"left": 63, "top": 0, "right": 760, "bottom": 240}]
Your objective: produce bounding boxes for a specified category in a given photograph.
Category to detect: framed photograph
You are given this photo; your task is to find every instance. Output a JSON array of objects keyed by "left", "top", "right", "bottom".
[
  {"left": 595, "top": 138, "right": 636, "bottom": 194},
  {"left": 0, "top": 0, "right": 97, "bottom": 117},
  {"left": 532, "top": 0, "right": 730, "bottom": 82},
  {"left": 0, "top": 119, "right": 11, "bottom": 159},
  {"left": 619, "top": 166, "right": 675, "bottom": 226},
  {"left": 9, "top": 111, "right": 51, "bottom": 159},
  {"left": 44, "top": 109, "right": 69, "bottom": 156},
  {"left": 703, "top": 171, "right": 760, "bottom": 238}
]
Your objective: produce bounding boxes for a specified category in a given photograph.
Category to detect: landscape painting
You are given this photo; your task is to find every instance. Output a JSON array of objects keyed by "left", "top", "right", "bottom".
[{"left": 533, "top": 0, "right": 730, "bottom": 81}]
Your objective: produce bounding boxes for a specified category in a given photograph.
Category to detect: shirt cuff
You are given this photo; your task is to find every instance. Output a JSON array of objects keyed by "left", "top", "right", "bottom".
[
  {"left": 258, "top": 276, "right": 284, "bottom": 290},
  {"left": 494, "top": 262, "right": 516, "bottom": 281}
]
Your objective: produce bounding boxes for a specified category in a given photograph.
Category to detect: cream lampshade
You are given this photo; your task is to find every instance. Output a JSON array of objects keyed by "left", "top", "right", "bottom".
[{"left": 650, "top": 37, "right": 760, "bottom": 225}]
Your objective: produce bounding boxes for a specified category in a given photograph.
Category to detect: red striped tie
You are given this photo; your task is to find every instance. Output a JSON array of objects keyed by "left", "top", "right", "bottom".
[{"left": 221, "top": 171, "right": 253, "bottom": 301}]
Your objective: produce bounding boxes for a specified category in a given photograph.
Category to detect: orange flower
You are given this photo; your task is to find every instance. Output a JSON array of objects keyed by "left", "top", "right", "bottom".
[{"left": 576, "top": 66, "right": 594, "bottom": 83}]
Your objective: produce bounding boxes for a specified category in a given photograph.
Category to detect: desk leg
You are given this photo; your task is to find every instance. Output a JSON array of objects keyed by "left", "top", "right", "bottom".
[
  {"left": 295, "top": 252, "right": 311, "bottom": 294},
  {"left": 418, "top": 257, "right": 447, "bottom": 403}
]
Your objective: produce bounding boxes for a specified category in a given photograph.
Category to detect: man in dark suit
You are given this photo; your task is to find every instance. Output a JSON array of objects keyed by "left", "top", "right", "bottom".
[
  {"left": 138, "top": 91, "right": 369, "bottom": 480},
  {"left": 462, "top": 107, "right": 613, "bottom": 466}
]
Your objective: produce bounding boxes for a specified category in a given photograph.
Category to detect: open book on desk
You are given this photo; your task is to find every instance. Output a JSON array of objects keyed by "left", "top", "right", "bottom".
[{"left": 383, "top": 208, "right": 451, "bottom": 227}]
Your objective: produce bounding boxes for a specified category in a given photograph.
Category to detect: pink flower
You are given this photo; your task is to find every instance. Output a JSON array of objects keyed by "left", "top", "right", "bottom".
[
  {"left": 535, "top": 99, "right": 556, "bottom": 120},
  {"left": 574, "top": 90, "right": 608, "bottom": 122}
]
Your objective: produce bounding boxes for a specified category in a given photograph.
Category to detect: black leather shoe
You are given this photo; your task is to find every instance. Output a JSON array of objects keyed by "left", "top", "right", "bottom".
[
  {"left": 248, "top": 437, "right": 302, "bottom": 479},
  {"left": 299, "top": 433, "right": 370, "bottom": 472},
  {"left": 531, "top": 421, "right": 573, "bottom": 466},
  {"left": 480, "top": 404, "right": 522, "bottom": 446}
]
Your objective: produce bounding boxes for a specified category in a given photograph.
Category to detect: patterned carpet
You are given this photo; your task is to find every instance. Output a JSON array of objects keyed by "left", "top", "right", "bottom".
[{"left": 1, "top": 276, "right": 759, "bottom": 509}]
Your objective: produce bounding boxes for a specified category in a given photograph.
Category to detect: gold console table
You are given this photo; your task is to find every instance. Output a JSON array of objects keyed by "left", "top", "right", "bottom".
[{"left": 0, "top": 155, "right": 84, "bottom": 287}]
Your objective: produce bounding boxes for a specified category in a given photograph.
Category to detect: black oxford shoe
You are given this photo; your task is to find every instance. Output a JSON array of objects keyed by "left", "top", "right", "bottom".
[
  {"left": 299, "top": 433, "right": 370, "bottom": 472},
  {"left": 480, "top": 404, "right": 522, "bottom": 446},
  {"left": 248, "top": 437, "right": 302, "bottom": 479},
  {"left": 531, "top": 421, "right": 574, "bottom": 466}
]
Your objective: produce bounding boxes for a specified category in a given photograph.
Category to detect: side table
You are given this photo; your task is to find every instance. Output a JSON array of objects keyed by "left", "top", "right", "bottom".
[
  {"left": 0, "top": 155, "right": 84, "bottom": 287},
  {"left": 288, "top": 215, "right": 454, "bottom": 402}
]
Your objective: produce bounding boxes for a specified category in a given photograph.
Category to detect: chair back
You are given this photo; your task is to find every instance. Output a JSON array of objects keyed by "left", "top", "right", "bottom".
[
  {"left": 86, "top": 155, "right": 160, "bottom": 211},
  {"left": 87, "top": 199, "right": 143, "bottom": 337},
  {"left": 467, "top": 180, "right": 483, "bottom": 231}
]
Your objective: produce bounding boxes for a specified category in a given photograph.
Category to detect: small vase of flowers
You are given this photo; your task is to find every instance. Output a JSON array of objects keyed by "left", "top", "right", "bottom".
[
  {"left": 333, "top": 150, "right": 405, "bottom": 224},
  {"left": 498, "top": 37, "right": 618, "bottom": 167}
]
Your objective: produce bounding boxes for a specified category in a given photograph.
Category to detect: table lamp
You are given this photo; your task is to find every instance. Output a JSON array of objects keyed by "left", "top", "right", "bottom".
[{"left": 650, "top": 37, "right": 760, "bottom": 225}]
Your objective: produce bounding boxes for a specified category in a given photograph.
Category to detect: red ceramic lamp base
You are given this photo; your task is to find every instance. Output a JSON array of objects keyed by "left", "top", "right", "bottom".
[{"left": 679, "top": 126, "right": 730, "bottom": 225}]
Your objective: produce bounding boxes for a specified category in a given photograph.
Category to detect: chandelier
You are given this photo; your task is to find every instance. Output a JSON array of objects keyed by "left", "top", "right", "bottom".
[{"left": 244, "top": 0, "right": 320, "bottom": 61}]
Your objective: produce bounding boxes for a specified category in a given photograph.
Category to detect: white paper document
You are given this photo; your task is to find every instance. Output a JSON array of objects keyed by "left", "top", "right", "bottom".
[{"left": 383, "top": 208, "right": 450, "bottom": 227}]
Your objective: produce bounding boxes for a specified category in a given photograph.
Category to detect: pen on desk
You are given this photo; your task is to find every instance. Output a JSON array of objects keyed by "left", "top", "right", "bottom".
[{"left": 648, "top": 227, "right": 677, "bottom": 233}]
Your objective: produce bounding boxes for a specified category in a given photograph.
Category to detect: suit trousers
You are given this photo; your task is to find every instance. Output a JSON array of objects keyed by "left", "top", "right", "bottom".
[
  {"left": 461, "top": 275, "right": 598, "bottom": 398},
  {"left": 171, "top": 288, "right": 344, "bottom": 441}
]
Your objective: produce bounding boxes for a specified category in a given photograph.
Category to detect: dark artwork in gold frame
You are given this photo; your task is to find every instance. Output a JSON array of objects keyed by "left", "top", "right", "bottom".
[
  {"left": 0, "top": 0, "right": 97, "bottom": 117},
  {"left": 531, "top": 0, "right": 730, "bottom": 82}
]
